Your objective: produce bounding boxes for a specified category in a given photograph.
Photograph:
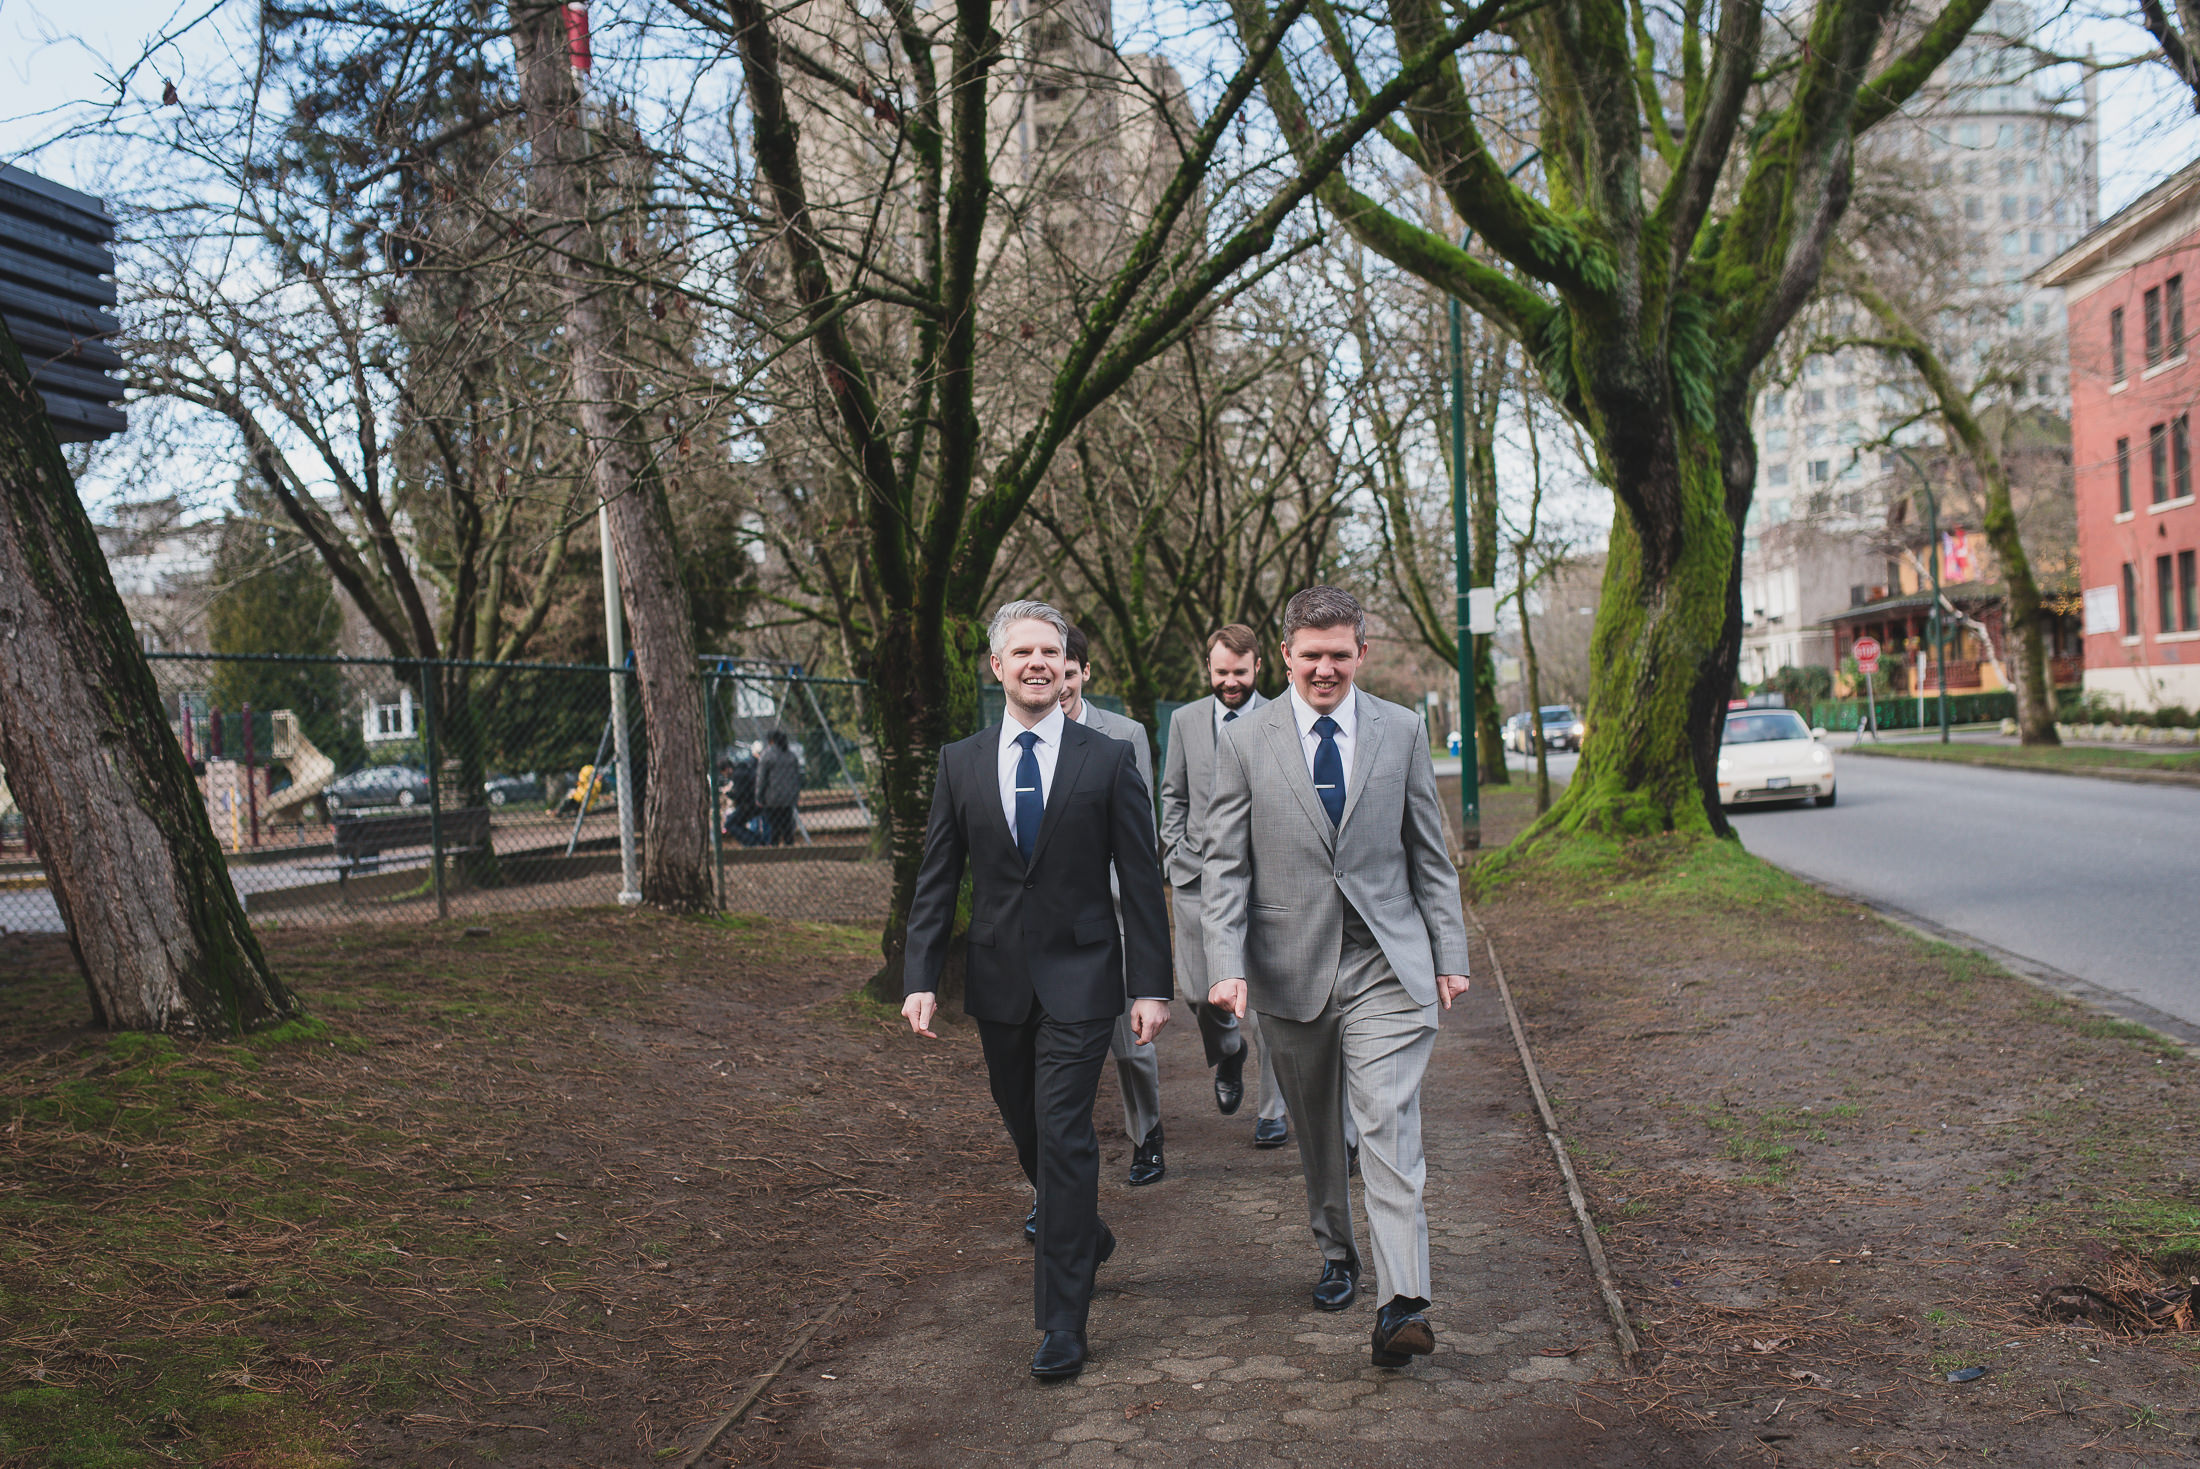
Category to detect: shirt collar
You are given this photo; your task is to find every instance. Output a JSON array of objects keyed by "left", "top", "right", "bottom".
[
  {"left": 1006, "top": 702, "right": 1067, "bottom": 747},
  {"left": 1288, "top": 685, "right": 1355, "bottom": 740},
  {"left": 1213, "top": 690, "right": 1262, "bottom": 728}
]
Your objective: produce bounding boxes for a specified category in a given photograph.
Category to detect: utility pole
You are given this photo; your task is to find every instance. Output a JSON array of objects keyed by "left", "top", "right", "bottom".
[
  {"left": 601, "top": 502, "right": 642, "bottom": 904},
  {"left": 1897, "top": 448, "right": 1951, "bottom": 744}
]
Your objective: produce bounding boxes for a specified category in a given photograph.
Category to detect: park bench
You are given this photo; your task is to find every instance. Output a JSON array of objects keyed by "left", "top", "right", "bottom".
[{"left": 331, "top": 807, "right": 493, "bottom": 890}]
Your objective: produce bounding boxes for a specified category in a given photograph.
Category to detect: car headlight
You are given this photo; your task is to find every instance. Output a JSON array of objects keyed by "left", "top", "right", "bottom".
[{"left": 1811, "top": 748, "right": 1830, "bottom": 766}]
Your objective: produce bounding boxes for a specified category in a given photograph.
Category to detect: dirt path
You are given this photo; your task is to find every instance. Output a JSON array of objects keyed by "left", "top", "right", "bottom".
[{"left": 724, "top": 971, "right": 1688, "bottom": 1466}]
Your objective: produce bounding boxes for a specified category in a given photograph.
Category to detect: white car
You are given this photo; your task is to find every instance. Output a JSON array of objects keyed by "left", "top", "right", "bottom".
[{"left": 1716, "top": 709, "right": 1836, "bottom": 807}]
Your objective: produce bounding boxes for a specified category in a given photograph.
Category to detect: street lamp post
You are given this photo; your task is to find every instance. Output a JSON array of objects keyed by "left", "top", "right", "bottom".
[{"left": 1895, "top": 448, "right": 1951, "bottom": 744}]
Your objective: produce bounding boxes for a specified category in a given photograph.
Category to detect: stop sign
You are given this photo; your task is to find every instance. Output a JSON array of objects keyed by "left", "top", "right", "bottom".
[{"left": 1853, "top": 636, "right": 1881, "bottom": 674}]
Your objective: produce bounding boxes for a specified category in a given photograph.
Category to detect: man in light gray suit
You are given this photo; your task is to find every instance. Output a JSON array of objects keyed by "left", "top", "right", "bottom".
[
  {"left": 1158, "top": 624, "right": 1283, "bottom": 1144},
  {"left": 1061, "top": 624, "right": 1167, "bottom": 1188},
  {"left": 1202, "top": 585, "right": 1471, "bottom": 1370}
]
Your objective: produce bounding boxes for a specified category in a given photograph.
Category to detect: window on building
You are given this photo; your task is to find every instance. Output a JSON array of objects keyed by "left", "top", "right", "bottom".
[
  {"left": 2183, "top": 550, "right": 2200, "bottom": 631},
  {"left": 2124, "top": 561, "right": 2140, "bottom": 635},
  {"left": 1963, "top": 159, "right": 1980, "bottom": 184},
  {"left": 2038, "top": 371, "right": 2053, "bottom": 397},
  {"left": 2160, "top": 553, "right": 2178, "bottom": 633},
  {"left": 2118, "top": 436, "right": 2132, "bottom": 513},
  {"left": 2151, "top": 422, "right": 2169, "bottom": 503},
  {"left": 1806, "top": 388, "right": 1826, "bottom": 413},
  {"left": 1809, "top": 460, "right": 1830, "bottom": 483},
  {"left": 1766, "top": 427, "right": 1789, "bottom": 450},
  {"left": 1763, "top": 390, "right": 1785, "bottom": 417},
  {"left": 2033, "top": 302, "right": 2050, "bottom": 327},
  {"left": 1965, "top": 196, "right": 1983, "bottom": 220},
  {"left": 2001, "top": 195, "right": 2018, "bottom": 220},
  {"left": 2022, "top": 123, "right": 2040, "bottom": 147},
  {"left": 2030, "top": 232, "right": 2044, "bottom": 254},
  {"left": 2146, "top": 285, "right": 2164, "bottom": 366},
  {"left": 1836, "top": 384, "right": 1857, "bottom": 409},
  {"left": 2170, "top": 275, "right": 2186, "bottom": 357},
  {"left": 2179, "top": 415, "right": 2194, "bottom": 499},
  {"left": 1766, "top": 463, "right": 1789, "bottom": 486},
  {"left": 1997, "top": 123, "right": 2017, "bottom": 148},
  {"left": 2112, "top": 306, "right": 2127, "bottom": 383}
]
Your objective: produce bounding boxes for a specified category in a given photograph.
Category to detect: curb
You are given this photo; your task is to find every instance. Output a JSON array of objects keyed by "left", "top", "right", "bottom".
[
  {"left": 1465, "top": 907, "right": 1641, "bottom": 1368},
  {"left": 1843, "top": 743, "right": 2200, "bottom": 790},
  {"left": 1787, "top": 877, "right": 2200, "bottom": 1058}
]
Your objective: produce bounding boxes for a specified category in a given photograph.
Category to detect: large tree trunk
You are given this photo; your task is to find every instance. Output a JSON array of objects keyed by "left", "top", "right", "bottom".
[
  {"left": 863, "top": 609, "right": 986, "bottom": 1005},
  {"left": 512, "top": 2, "right": 714, "bottom": 909},
  {"left": 1522, "top": 425, "right": 1734, "bottom": 849},
  {"left": 0, "top": 323, "right": 296, "bottom": 1033}
]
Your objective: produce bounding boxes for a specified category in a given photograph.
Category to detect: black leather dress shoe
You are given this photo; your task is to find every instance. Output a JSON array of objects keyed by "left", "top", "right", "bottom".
[
  {"left": 1253, "top": 1116, "right": 1288, "bottom": 1149},
  {"left": 1024, "top": 1199, "right": 1038, "bottom": 1244},
  {"left": 1371, "top": 1297, "right": 1435, "bottom": 1367},
  {"left": 1031, "top": 1329, "right": 1088, "bottom": 1380},
  {"left": 1097, "top": 1223, "right": 1116, "bottom": 1266},
  {"left": 1128, "top": 1129, "right": 1166, "bottom": 1186},
  {"left": 1213, "top": 1044, "right": 1246, "bottom": 1115},
  {"left": 1311, "top": 1259, "right": 1357, "bottom": 1311}
]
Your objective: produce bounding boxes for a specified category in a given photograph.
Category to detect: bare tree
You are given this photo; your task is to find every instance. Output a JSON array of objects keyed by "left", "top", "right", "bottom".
[
  {"left": 1231, "top": 0, "right": 1993, "bottom": 858},
  {"left": 0, "top": 321, "right": 297, "bottom": 1033}
]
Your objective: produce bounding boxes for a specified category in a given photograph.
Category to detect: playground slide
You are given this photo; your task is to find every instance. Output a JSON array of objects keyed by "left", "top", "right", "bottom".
[{"left": 261, "top": 711, "right": 336, "bottom": 823}]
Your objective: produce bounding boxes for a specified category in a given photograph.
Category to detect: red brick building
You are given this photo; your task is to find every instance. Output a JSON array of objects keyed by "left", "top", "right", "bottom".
[{"left": 2040, "top": 160, "right": 2200, "bottom": 712}]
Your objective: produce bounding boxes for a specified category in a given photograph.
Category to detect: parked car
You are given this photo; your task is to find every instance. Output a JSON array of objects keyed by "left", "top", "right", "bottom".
[
  {"left": 483, "top": 772, "right": 544, "bottom": 808},
  {"left": 1717, "top": 709, "right": 1836, "bottom": 808},
  {"left": 1504, "top": 705, "right": 1585, "bottom": 754},
  {"left": 325, "top": 764, "right": 431, "bottom": 813}
]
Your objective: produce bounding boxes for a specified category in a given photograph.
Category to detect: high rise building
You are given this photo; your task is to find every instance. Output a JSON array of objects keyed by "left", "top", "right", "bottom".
[{"left": 1738, "top": 1, "right": 2098, "bottom": 685}]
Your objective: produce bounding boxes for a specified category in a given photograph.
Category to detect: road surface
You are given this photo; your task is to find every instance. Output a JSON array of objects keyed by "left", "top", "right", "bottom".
[{"left": 1734, "top": 748, "right": 2200, "bottom": 1030}]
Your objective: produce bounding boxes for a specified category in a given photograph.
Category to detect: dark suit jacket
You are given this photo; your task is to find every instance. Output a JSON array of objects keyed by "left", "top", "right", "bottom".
[{"left": 903, "top": 718, "right": 1171, "bottom": 1025}]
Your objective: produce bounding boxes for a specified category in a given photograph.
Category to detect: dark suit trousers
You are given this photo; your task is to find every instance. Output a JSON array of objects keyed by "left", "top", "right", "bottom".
[{"left": 978, "top": 1007, "right": 1117, "bottom": 1333}]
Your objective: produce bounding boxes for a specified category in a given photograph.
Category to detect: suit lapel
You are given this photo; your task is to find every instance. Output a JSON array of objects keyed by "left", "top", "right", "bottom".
[
  {"left": 1338, "top": 693, "right": 1381, "bottom": 832},
  {"left": 1191, "top": 697, "right": 1218, "bottom": 786},
  {"left": 1029, "top": 722, "right": 1093, "bottom": 869},
  {"left": 1259, "top": 702, "right": 1337, "bottom": 854}
]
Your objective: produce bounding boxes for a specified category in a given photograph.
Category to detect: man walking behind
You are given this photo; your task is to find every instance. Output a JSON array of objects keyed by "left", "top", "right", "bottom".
[
  {"left": 903, "top": 600, "right": 1172, "bottom": 1381},
  {"left": 1060, "top": 624, "right": 1169, "bottom": 1188},
  {"left": 755, "top": 730, "right": 803, "bottom": 845},
  {"left": 1202, "top": 586, "right": 1471, "bottom": 1370},
  {"left": 1158, "top": 625, "right": 1284, "bottom": 1145}
]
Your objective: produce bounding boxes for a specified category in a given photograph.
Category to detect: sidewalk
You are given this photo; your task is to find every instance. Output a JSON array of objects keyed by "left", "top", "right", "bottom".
[{"left": 748, "top": 966, "right": 1679, "bottom": 1466}]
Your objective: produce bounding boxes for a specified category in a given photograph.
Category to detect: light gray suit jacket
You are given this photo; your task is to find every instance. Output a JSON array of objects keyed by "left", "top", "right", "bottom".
[
  {"left": 1200, "top": 689, "right": 1470, "bottom": 1022},
  {"left": 1158, "top": 691, "right": 1268, "bottom": 888},
  {"left": 1076, "top": 702, "right": 1154, "bottom": 804}
]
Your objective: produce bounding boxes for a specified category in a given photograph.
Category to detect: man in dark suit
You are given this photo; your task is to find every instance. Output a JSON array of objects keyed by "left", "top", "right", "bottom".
[{"left": 903, "top": 599, "right": 1172, "bottom": 1381}]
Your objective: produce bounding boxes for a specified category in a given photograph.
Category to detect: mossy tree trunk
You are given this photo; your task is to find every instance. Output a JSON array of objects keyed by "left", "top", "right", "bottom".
[
  {"left": 0, "top": 321, "right": 297, "bottom": 1034},
  {"left": 1234, "top": 0, "right": 1990, "bottom": 856}
]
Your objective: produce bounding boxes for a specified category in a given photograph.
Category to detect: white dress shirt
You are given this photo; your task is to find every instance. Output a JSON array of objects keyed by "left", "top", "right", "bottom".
[
  {"left": 998, "top": 702, "right": 1067, "bottom": 834},
  {"left": 1287, "top": 684, "right": 1358, "bottom": 790},
  {"left": 1213, "top": 688, "right": 1267, "bottom": 735}
]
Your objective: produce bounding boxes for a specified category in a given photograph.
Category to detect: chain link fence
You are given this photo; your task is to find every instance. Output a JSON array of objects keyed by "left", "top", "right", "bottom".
[{"left": 0, "top": 654, "right": 889, "bottom": 936}]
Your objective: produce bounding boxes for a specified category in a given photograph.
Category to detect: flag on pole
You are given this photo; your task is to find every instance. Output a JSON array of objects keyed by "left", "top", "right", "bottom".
[
  {"left": 565, "top": 3, "right": 593, "bottom": 72},
  {"left": 1941, "top": 527, "right": 1973, "bottom": 582}
]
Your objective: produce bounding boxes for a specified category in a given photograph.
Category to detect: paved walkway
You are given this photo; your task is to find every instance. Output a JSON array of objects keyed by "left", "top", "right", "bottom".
[{"left": 779, "top": 972, "right": 1678, "bottom": 1466}]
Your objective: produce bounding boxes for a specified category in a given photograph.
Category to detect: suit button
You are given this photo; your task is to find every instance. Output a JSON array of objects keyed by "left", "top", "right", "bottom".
[{"left": 1025, "top": 880, "right": 1036, "bottom": 889}]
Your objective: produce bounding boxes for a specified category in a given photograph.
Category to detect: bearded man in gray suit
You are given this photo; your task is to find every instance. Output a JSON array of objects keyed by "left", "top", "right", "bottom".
[
  {"left": 1202, "top": 585, "right": 1471, "bottom": 1370},
  {"left": 1158, "top": 624, "right": 1284, "bottom": 1144}
]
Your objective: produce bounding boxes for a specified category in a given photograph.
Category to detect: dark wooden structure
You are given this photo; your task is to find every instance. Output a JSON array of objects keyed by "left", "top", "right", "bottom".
[{"left": 0, "top": 165, "right": 125, "bottom": 443}]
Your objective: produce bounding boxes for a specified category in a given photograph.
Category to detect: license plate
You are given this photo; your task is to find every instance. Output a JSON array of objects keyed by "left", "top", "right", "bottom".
[{"left": 1766, "top": 776, "right": 1791, "bottom": 790}]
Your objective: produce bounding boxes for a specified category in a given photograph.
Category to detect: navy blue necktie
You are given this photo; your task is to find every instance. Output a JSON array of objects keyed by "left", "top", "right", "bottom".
[
  {"left": 1223, "top": 709, "right": 1237, "bottom": 722},
  {"left": 1311, "top": 715, "right": 1345, "bottom": 825},
  {"left": 1013, "top": 730, "right": 1044, "bottom": 863}
]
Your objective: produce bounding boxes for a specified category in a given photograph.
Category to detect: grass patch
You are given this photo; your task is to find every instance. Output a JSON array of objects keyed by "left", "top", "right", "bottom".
[{"left": 1848, "top": 741, "right": 2200, "bottom": 777}]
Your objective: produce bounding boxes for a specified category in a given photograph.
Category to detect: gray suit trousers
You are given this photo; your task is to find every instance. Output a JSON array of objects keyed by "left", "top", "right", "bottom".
[
  {"left": 1171, "top": 881, "right": 1286, "bottom": 1122},
  {"left": 1109, "top": 1010, "right": 1162, "bottom": 1144},
  {"left": 1259, "top": 925, "right": 1435, "bottom": 1305}
]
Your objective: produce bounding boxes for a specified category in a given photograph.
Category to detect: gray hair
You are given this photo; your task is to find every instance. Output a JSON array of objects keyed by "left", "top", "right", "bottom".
[
  {"left": 1281, "top": 585, "right": 1365, "bottom": 646},
  {"left": 988, "top": 599, "right": 1070, "bottom": 657}
]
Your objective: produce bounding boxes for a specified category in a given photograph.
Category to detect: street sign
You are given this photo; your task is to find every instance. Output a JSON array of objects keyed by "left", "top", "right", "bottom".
[
  {"left": 1853, "top": 636, "right": 1881, "bottom": 674},
  {"left": 0, "top": 165, "right": 125, "bottom": 442}
]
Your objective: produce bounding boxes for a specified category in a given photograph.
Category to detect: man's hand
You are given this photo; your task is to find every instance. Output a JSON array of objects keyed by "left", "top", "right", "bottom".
[
  {"left": 1208, "top": 977, "right": 1248, "bottom": 1019},
  {"left": 1129, "top": 998, "right": 1171, "bottom": 1046},
  {"left": 902, "top": 991, "right": 939, "bottom": 1039},
  {"left": 1437, "top": 974, "right": 1470, "bottom": 1010}
]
